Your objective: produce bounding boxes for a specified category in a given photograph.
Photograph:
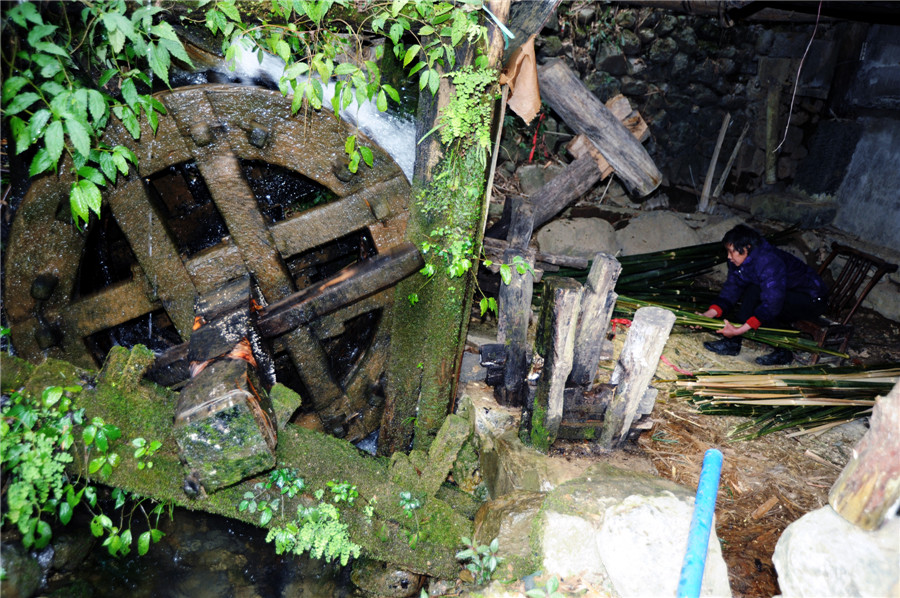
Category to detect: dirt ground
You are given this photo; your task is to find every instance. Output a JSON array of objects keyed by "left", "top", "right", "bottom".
[{"left": 547, "top": 305, "right": 900, "bottom": 598}]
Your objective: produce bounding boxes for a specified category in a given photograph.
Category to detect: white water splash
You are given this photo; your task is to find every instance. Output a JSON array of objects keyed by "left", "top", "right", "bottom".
[{"left": 228, "top": 40, "right": 416, "bottom": 182}]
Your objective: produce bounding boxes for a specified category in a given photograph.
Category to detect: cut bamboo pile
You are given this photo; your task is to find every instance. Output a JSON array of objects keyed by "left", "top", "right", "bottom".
[{"left": 674, "top": 366, "right": 899, "bottom": 439}]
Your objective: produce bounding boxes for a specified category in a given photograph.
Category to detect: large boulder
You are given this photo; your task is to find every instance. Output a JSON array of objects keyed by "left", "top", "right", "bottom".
[
  {"left": 773, "top": 505, "right": 900, "bottom": 598},
  {"left": 473, "top": 462, "right": 732, "bottom": 597},
  {"left": 615, "top": 211, "right": 701, "bottom": 256},
  {"left": 536, "top": 218, "right": 618, "bottom": 259}
]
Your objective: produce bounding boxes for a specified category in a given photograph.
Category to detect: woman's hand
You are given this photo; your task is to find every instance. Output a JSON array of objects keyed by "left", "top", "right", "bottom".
[
  {"left": 700, "top": 308, "right": 718, "bottom": 319},
  {"left": 716, "top": 319, "right": 750, "bottom": 338}
]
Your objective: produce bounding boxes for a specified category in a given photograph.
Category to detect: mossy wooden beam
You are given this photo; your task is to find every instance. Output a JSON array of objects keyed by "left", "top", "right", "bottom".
[{"left": 2, "top": 348, "right": 472, "bottom": 579}]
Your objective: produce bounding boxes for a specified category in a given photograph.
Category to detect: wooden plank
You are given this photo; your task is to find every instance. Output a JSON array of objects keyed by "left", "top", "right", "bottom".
[
  {"left": 537, "top": 59, "right": 661, "bottom": 196},
  {"left": 522, "top": 277, "right": 583, "bottom": 452},
  {"left": 271, "top": 175, "right": 410, "bottom": 257},
  {"left": 106, "top": 179, "right": 199, "bottom": 339},
  {"left": 829, "top": 381, "right": 900, "bottom": 530},
  {"left": 569, "top": 253, "right": 622, "bottom": 386},
  {"left": 599, "top": 306, "right": 676, "bottom": 448}
]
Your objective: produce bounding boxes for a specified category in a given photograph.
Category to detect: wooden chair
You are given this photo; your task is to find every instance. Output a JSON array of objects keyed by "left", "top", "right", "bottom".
[{"left": 795, "top": 242, "right": 898, "bottom": 363}]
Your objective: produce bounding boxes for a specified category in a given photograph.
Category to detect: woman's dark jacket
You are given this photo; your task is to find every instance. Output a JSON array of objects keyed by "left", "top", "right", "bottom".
[{"left": 710, "top": 239, "right": 828, "bottom": 329}]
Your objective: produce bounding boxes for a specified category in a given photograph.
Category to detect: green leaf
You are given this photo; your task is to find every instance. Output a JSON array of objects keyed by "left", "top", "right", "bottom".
[
  {"left": 160, "top": 38, "right": 193, "bottom": 69},
  {"left": 29, "top": 149, "right": 55, "bottom": 177},
  {"left": 2, "top": 76, "right": 30, "bottom": 103},
  {"left": 360, "top": 146, "right": 373, "bottom": 168},
  {"left": 377, "top": 89, "right": 387, "bottom": 112},
  {"left": 39, "top": 59, "right": 62, "bottom": 79},
  {"left": 58, "top": 501, "right": 73, "bottom": 525},
  {"left": 391, "top": 0, "right": 409, "bottom": 17},
  {"left": 345, "top": 134, "right": 356, "bottom": 155},
  {"left": 76, "top": 179, "right": 103, "bottom": 218},
  {"left": 408, "top": 61, "right": 426, "bottom": 77},
  {"left": 148, "top": 43, "right": 172, "bottom": 87},
  {"left": 151, "top": 529, "right": 164, "bottom": 542},
  {"left": 382, "top": 84, "right": 400, "bottom": 104},
  {"left": 64, "top": 118, "right": 91, "bottom": 159},
  {"left": 108, "top": 28, "right": 126, "bottom": 55},
  {"left": 27, "top": 23, "right": 57, "bottom": 46},
  {"left": 334, "top": 62, "right": 356, "bottom": 76},
  {"left": 308, "top": 79, "right": 323, "bottom": 110},
  {"left": 34, "top": 520, "right": 53, "bottom": 549},
  {"left": 39, "top": 119, "right": 64, "bottom": 164},
  {"left": 88, "top": 457, "right": 104, "bottom": 474},
  {"left": 419, "top": 25, "right": 435, "bottom": 36},
  {"left": 500, "top": 264, "right": 512, "bottom": 285},
  {"left": 403, "top": 44, "right": 421, "bottom": 67},
  {"left": 218, "top": 0, "right": 241, "bottom": 22},
  {"left": 389, "top": 22, "right": 403, "bottom": 45},
  {"left": 428, "top": 69, "right": 440, "bottom": 95},
  {"left": 260, "top": 509, "right": 273, "bottom": 526},
  {"left": 5, "top": 92, "right": 39, "bottom": 117},
  {"left": 99, "top": 152, "right": 117, "bottom": 183},
  {"left": 99, "top": 69, "right": 118, "bottom": 87},
  {"left": 138, "top": 531, "right": 151, "bottom": 555},
  {"left": 150, "top": 21, "right": 180, "bottom": 42},
  {"left": 275, "top": 40, "right": 291, "bottom": 64},
  {"left": 349, "top": 151, "right": 360, "bottom": 173},
  {"left": 121, "top": 79, "right": 139, "bottom": 112}
]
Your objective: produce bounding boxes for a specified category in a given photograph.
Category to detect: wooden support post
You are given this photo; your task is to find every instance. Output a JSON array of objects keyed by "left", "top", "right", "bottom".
[
  {"left": 599, "top": 306, "right": 676, "bottom": 448},
  {"left": 829, "top": 381, "right": 900, "bottom": 531},
  {"left": 765, "top": 86, "right": 782, "bottom": 185},
  {"left": 569, "top": 253, "right": 622, "bottom": 387},
  {"left": 537, "top": 59, "right": 662, "bottom": 196},
  {"left": 698, "top": 112, "right": 731, "bottom": 213},
  {"left": 521, "top": 277, "right": 583, "bottom": 452},
  {"left": 496, "top": 199, "right": 535, "bottom": 407}
]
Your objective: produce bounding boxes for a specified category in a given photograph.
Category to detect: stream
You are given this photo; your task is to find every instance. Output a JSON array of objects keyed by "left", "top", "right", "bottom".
[{"left": 40, "top": 507, "right": 350, "bottom": 598}]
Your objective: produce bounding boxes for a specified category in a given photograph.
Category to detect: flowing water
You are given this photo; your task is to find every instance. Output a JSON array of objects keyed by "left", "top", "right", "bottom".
[{"left": 39, "top": 507, "right": 350, "bottom": 598}]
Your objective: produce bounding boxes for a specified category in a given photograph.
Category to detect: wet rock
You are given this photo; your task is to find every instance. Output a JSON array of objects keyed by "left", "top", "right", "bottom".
[
  {"left": 50, "top": 531, "right": 94, "bottom": 573},
  {"left": 615, "top": 9, "right": 637, "bottom": 29},
  {"left": 535, "top": 218, "right": 617, "bottom": 260},
  {"left": 0, "top": 353, "right": 34, "bottom": 394},
  {"left": 749, "top": 193, "right": 837, "bottom": 229},
  {"left": 696, "top": 215, "right": 746, "bottom": 244},
  {"left": 671, "top": 52, "right": 691, "bottom": 76},
  {"left": 537, "top": 35, "right": 563, "bottom": 59},
  {"left": 473, "top": 491, "right": 546, "bottom": 578},
  {"left": 656, "top": 14, "right": 678, "bottom": 36},
  {"left": 575, "top": 7, "right": 596, "bottom": 25},
  {"left": 620, "top": 77, "right": 648, "bottom": 97},
  {"left": 516, "top": 164, "right": 564, "bottom": 196},
  {"left": 595, "top": 42, "right": 628, "bottom": 76},
  {"left": 1, "top": 542, "right": 43, "bottom": 598},
  {"left": 351, "top": 559, "right": 424, "bottom": 598},
  {"left": 636, "top": 27, "right": 656, "bottom": 44},
  {"left": 774, "top": 505, "right": 900, "bottom": 598},
  {"left": 583, "top": 71, "right": 621, "bottom": 103},
  {"left": 620, "top": 29, "right": 642, "bottom": 56},
  {"left": 673, "top": 26, "right": 698, "bottom": 53},
  {"left": 615, "top": 212, "right": 701, "bottom": 256},
  {"left": 648, "top": 37, "right": 678, "bottom": 64}
]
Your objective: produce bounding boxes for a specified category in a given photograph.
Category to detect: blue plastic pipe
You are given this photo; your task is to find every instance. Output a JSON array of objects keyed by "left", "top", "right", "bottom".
[{"left": 677, "top": 448, "right": 724, "bottom": 598}]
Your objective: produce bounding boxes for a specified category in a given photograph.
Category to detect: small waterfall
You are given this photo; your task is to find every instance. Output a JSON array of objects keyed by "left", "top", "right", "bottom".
[{"left": 227, "top": 40, "right": 416, "bottom": 182}]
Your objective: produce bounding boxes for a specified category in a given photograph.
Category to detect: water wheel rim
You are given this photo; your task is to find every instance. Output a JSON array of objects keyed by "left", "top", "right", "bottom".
[{"left": 4, "top": 84, "right": 411, "bottom": 442}]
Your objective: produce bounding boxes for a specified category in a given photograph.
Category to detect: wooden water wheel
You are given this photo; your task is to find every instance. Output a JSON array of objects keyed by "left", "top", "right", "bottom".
[{"left": 4, "top": 84, "right": 412, "bottom": 442}]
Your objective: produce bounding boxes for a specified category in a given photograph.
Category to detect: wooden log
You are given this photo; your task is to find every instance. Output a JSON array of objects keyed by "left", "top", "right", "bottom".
[
  {"left": 259, "top": 242, "right": 423, "bottom": 338},
  {"left": 599, "top": 306, "right": 676, "bottom": 448},
  {"left": 698, "top": 112, "right": 731, "bottom": 213},
  {"left": 569, "top": 253, "right": 622, "bottom": 387},
  {"left": 496, "top": 248, "right": 534, "bottom": 407},
  {"left": 505, "top": 196, "right": 535, "bottom": 251},
  {"left": 502, "top": 0, "right": 563, "bottom": 63},
  {"left": 522, "top": 277, "right": 583, "bottom": 452},
  {"left": 483, "top": 237, "right": 587, "bottom": 270},
  {"left": 487, "top": 154, "right": 604, "bottom": 239},
  {"left": 829, "top": 380, "right": 900, "bottom": 531},
  {"left": 537, "top": 59, "right": 662, "bottom": 196}
]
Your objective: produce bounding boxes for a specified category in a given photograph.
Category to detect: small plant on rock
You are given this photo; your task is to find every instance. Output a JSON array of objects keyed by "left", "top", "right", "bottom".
[
  {"left": 525, "top": 576, "right": 565, "bottom": 598},
  {"left": 456, "top": 536, "right": 501, "bottom": 586}
]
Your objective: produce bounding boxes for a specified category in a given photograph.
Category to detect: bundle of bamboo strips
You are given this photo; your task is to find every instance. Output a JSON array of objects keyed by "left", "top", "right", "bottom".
[
  {"left": 615, "top": 296, "right": 848, "bottom": 357},
  {"left": 674, "top": 366, "right": 899, "bottom": 439}
]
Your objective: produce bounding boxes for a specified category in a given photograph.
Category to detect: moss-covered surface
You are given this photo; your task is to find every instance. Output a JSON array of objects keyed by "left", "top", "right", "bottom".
[
  {"left": 5, "top": 347, "right": 478, "bottom": 578},
  {"left": 529, "top": 404, "right": 551, "bottom": 454},
  {"left": 0, "top": 353, "right": 34, "bottom": 393}
]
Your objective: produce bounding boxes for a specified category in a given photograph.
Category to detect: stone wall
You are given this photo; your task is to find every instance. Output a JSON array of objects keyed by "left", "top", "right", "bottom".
[{"left": 511, "top": 5, "right": 862, "bottom": 197}]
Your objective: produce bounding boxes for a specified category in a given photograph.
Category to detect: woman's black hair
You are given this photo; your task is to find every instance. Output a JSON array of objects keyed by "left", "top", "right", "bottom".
[{"left": 721, "top": 224, "right": 762, "bottom": 254}]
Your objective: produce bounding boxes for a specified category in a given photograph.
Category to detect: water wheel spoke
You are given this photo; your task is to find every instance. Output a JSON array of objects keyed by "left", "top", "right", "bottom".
[
  {"left": 163, "top": 89, "right": 294, "bottom": 303},
  {"left": 271, "top": 175, "right": 409, "bottom": 258},
  {"left": 58, "top": 278, "right": 160, "bottom": 337},
  {"left": 106, "top": 179, "right": 198, "bottom": 340}
]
